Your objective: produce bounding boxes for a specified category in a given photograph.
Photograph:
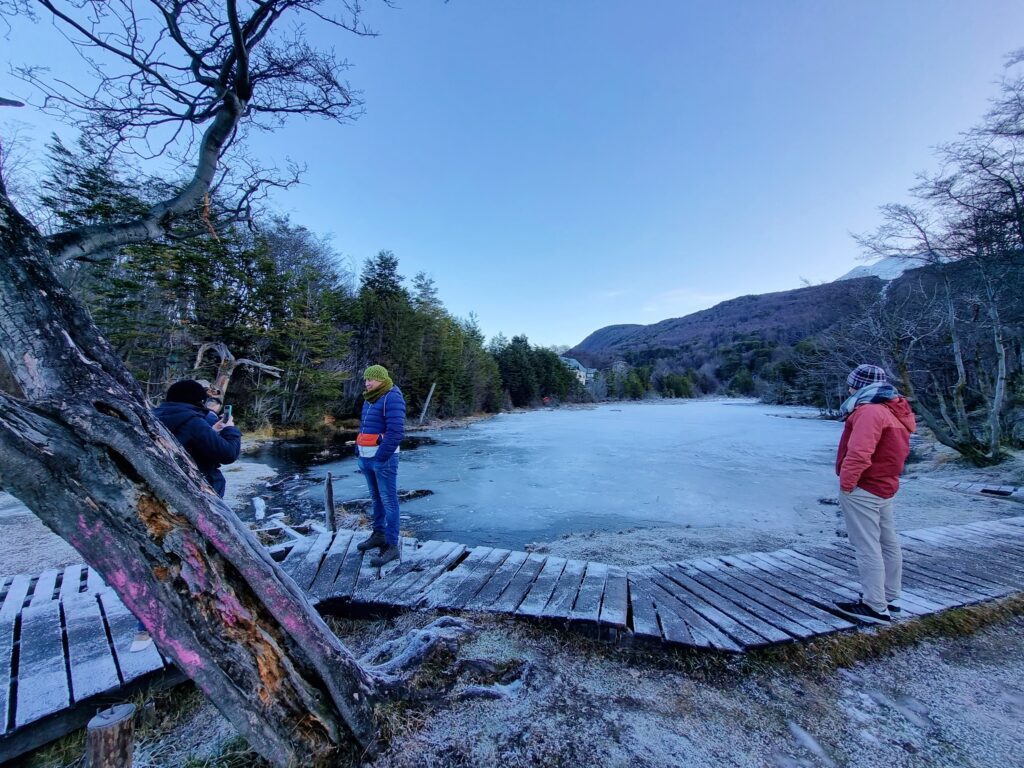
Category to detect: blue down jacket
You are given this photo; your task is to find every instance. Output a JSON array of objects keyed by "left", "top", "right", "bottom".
[
  {"left": 359, "top": 386, "right": 406, "bottom": 462},
  {"left": 153, "top": 401, "right": 242, "bottom": 497}
]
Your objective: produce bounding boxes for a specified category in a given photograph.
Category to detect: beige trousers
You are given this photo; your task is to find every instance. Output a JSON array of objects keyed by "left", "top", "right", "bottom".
[{"left": 839, "top": 485, "right": 902, "bottom": 614}]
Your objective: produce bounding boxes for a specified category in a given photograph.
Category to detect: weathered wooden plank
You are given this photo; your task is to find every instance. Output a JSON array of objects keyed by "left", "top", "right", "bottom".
[
  {"left": 953, "top": 523, "right": 1024, "bottom": 551},
  {"left": 393, "top": 543, "right": 470, "bottom": 608},
  {"left": 569, "top": 562, "right": 609, "bottom": 624},
  {"left": 917, "top": 542, "right": 1024, "bottom": 590},
  {"left": 489, "top": 553, "right": 547, "bottom": 614},
  {"left": 915, "top": 526, "right": 1024, "bottom": 574},
  {"left": 644, "top": 574, "right": 744, "bottom": 652},
  {"left": 1, "top": 574, "right": 31, "bottom": 618},
  {"left": 379, "top": 541, "right": 464, "bottom": 606},
  {"left": 99, "top": 592, "right": 164, "bottom": 684},
  {"left": 904, "top": 527, "right": 1008, "bottom": 562},
  {"left": 625, "top": 572, "right": 662, "bottom": 641},
  {"left": 654, "top": 564, "right": 792, "bottom": 644},
  {"left": 903, "top": 527, "right": 1024, "bottom": 570},
  {"left": 828, "top": 541, "right": 986, "bottom": 600},
  {"left": 351, "top": 543, "right": 398, "bottom": 602},
  {"left": 896, "top": 540, "right": 1016, "bottom": 595},
  {"left": 58, "top": 564, "right": 87, "bottom": 602},
  {"left": 441, "top": 549, "right": 512, "bottom": 610},
  {"left": 29, "top": 569, "right": 59, "bottom": 607},
  {"left": 0, "top": 607, "right": 16, "bottom": 735},
  {"left": 15, "top": 601, "right": 68, "bottom": 727},
  {"left": 351, "top": 538, "right": 419, "bottom": 603},
  {"left": 784, "top": 546, "right": 928, "bottom": 612},
  {"left": 651, "top": 565, "right": 765, "bottom": 651},
  {"left": 286, "top": 532, "right": 334, "bottom": 591},
  {"left": 648, "top": 588, "right": 694, "bottom": 646},
  {"left": 416, "top": 546, "right": 494, "bottom": 610},
  {"left": 779, "top": 548, "right": 943, "bottom": 614},
  {"left": 542, "top": 559, "right": 588, "bottom": 620},
  {"left": 0, "top": 576, "right": 31, "bottom": 730},
  {"left": 85, "top": 567, "right": 107, "bottom": 595},
  {"left": 64, "top": 594, "right": 120, "bottom": 702},
  {"left": 974, "top": 519, "right": 1024, "bottom": 540},
  {"left": 739, "top": 551, "right": 861, "bottom": 608},
  {"left": 834, "top": 535, "right": 1006, "bottom": 594},
  {"left": 744, "top": 550, "right": 858, "bottom": 601},
  {"left": 690, "top": 558, "right": 835, "bottom": 636},
  {"left": 515, "top": 557, "right": 568, "bottom": 618},
  {"left": 720, "top": 554, "right": 855, "bottom": 630},
  {"left": 308, "top": 531, "right": 356, "bottom": 598},
  {"left": 816, "top": 544, "right": 978, "bottom": 606},
  {"left": 464, "top": 550, "right": 529, "bottom": 612},
  {"left": 357, "top": 539, "right": 439, "bottom": 603},
  {"left": 330, "top": 533, "right": 374, "bottom": 600},
  {"left": 598, "top": 565, "right": 628, "bottom": 628},
  {"left": 0, "top": 575, "right": 29, "bottom": 731},
  {"left": 279, "top": 534, "right": 316, "bottom": 576}
]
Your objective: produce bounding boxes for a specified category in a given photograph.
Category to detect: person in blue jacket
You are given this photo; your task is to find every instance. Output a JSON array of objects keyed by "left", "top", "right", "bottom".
[
  {"left": 153, "top": 379, "right": 242, "bottom": 498},
  {"left": 354, "top": 364, "right": 406, "bottom": 566},
  {"left": 132, "top": 379, "right": 242, "bottom": 652}
]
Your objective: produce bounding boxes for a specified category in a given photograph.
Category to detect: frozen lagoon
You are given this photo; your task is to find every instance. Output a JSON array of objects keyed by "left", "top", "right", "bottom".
[{"left": 304, "top": 399, "right": 1013, "bottom": 556}]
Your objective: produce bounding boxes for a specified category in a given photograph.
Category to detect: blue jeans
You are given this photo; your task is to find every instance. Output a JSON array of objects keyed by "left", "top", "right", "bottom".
[{"left": 358, "top": 454, "right": 400, "bottom": 546}]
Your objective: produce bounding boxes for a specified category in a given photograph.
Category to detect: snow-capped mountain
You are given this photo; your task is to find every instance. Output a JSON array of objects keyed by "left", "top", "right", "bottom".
[{"left": 836, "top": 256, "right": 919, "bottom": 282}]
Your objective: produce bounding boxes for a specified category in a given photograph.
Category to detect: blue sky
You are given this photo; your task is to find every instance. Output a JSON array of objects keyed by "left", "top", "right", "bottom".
[{"left": 3, "top": 2, "right": 1024, "bottom": 347}]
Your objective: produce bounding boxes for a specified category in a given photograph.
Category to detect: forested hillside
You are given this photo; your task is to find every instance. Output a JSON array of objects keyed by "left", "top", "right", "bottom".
[
  {"left": 568, "top": 56, "right": 1024, "bottom": 464},
  {"left": 3, "top": 136, "right": 585, "bottom": 428}
]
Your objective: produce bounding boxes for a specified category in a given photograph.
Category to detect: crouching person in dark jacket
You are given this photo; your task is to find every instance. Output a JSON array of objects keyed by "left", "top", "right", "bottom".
[
  {"left": 355, "top": 364, "right": 406, "bottom": 567},
  {"left": 154, "top": 379, "right": 242, "bottom": 498}
]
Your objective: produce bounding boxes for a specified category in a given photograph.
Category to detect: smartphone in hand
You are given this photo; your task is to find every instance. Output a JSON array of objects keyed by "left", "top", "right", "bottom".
[{"left": 221, "top": 404, "right": 233, "bottom": 422}]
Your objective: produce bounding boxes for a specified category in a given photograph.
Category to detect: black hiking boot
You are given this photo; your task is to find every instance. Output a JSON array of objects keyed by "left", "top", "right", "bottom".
[
  {"left": 370, "top": 544, "right": 400, "bottom": 568},
  {"left": 357, "top": 530, "right": 387, "bottom": 553},
  {"left": 860, "top": 593, "right": 901, "bottom": 615},
  {"left": 834, "top": 600, "right": 891, "bottom": 625}
]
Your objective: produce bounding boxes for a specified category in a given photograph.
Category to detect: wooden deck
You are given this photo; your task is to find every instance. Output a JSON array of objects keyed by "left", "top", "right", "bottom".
[
  {"left": 2, "top": 514, "right": 1023, "bottom": 761},
  {"left": 0, "top": 564, "right": 182, "bottom": 762},
  {"left": 282, "top": 516, "right": 1024, "bottom": 651}
]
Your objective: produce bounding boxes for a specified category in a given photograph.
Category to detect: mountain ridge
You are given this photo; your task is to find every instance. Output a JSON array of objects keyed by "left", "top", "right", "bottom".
[{"left": 567, "top": 277, "right": 886, "bottom": 368}]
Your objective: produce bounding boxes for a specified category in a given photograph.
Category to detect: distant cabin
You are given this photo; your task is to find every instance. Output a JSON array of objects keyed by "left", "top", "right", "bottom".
[{"left": 558, "top": 356, "right": 597, "bottom": 385}]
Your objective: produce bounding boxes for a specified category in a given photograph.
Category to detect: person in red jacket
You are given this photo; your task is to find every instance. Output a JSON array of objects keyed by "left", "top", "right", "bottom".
[{"left": 833, "top": 364, "right": 917, "bottom": 625}]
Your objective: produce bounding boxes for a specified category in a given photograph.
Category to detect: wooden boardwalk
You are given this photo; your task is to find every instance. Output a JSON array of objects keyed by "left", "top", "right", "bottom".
[
  {"left": 2, "top": 515, "right": 1023, "bottom": 761},
  {"left": 0, "top": 564, "right": 181, "bottom": 761},
  {"left": 281, "top": 516, "right": 1024, "bottom": 652}
]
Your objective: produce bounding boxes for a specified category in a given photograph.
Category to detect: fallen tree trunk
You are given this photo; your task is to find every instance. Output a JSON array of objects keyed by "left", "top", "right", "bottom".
[{"left": 0, "top": 176, "right": 386, "bottom": 764}]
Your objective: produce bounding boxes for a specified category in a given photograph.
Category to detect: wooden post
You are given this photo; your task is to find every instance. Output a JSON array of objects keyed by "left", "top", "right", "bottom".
[
  {"left": 324, "top": 471, "right": 336, "bottom": 532},
  {"left": 418, "top": 382, "right": 437, "bottom": 426},
  {"left": 85, "top": 703, "right": 136, "bottom": 768}
]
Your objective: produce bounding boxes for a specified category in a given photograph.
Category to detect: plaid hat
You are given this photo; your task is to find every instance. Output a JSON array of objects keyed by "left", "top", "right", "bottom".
[
  {"left": 363, "top": 364, "right": 389, "bottom": 381},
  {"left": 847, "top": 364, "right": 888, "bottom": 390}
]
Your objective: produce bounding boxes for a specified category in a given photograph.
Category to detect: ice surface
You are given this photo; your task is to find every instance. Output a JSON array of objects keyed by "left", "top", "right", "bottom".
[{"left": 310, "top": 401, "right": 855, "bottom": 548}]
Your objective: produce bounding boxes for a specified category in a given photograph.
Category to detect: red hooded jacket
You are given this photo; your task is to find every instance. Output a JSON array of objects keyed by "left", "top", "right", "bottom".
[{"left": 835, "top": 397, "right": 917, "bottom": 498}]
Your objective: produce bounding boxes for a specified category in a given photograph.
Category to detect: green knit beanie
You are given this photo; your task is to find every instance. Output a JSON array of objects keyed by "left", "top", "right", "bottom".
[{"left": 363, "top": 364, "right": 389, "bottom": 381}]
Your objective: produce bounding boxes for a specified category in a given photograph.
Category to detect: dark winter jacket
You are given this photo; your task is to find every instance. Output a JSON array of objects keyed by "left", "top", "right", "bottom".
[
  {"left": 359, "top": 386, "right": 406, "bottom": 462},
  {"left": 154, "top": 401, "right": 242, "bottom": 497},
  {"left": 836, "top": 397, "right": 916, "bottom": 498}
]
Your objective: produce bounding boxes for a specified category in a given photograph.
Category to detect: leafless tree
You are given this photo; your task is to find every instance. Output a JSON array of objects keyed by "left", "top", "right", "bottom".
[{"left": 850, "top": 51, "right": 1024, "bottom": 464}]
